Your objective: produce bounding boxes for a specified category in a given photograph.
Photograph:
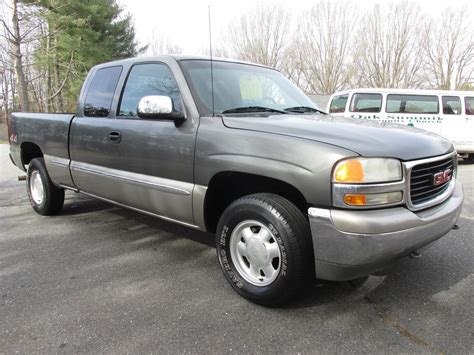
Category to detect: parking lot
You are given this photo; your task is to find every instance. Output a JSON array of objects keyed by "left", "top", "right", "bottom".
[{"left": 0, "top": 143, "right": 472, "bottom": 353}]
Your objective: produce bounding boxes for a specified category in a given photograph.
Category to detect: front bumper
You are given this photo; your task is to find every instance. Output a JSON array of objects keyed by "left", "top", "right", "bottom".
[{"left": 308, "top": 179, "right": 463, "bottom": 281}]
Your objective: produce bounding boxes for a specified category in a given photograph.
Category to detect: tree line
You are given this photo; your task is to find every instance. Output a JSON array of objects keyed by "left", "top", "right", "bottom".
[
  {"left": 1, "top": 0, "right": 473, "bottom": 123},
  {"left": 0, "top": 0, "right": 144, "bottom": 121},
  {"left": 149, "top": 1, "right": 474, "bottom": 95},
  {"left": 231, "top": 1, "right": 474, "bottom": 94}
]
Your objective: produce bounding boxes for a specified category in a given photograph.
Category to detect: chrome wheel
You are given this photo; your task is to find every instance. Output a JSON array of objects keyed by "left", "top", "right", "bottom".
[
  {"left": 30, "top": 170, "right": 45, "bottom": 205},
  {"left": 229, "top": 220, "right": 281, "bottom": 286}
]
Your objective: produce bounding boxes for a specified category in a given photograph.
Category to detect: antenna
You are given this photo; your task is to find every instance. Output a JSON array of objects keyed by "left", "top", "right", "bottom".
[{"left": 208, "top": 5, "right": 215, "bottom": 117}]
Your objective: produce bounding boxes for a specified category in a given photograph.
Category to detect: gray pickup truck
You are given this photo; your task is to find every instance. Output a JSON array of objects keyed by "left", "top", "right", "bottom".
[{"left": 8, "top": 55, "right": 463, "bottom": 306}]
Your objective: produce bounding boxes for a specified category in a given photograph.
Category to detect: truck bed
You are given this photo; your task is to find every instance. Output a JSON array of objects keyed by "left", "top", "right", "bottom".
[{"left": 9, "top": 113, "right": 75, "bottom": 170}]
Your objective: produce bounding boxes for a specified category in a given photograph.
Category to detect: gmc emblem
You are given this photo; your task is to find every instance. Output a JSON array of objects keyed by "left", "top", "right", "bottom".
[{"left": 433, "top": 169, "right": 452, "bottom": 186}]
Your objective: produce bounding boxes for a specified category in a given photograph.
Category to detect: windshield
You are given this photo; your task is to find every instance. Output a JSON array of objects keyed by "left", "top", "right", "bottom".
[{"left": 179, "top": 60, "right": 317, "bottom": 116}]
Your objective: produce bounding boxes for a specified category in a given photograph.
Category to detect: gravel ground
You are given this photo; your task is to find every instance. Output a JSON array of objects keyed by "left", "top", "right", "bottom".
[{"left": 0, "top": 143, "right": 473, "bottom": 353}]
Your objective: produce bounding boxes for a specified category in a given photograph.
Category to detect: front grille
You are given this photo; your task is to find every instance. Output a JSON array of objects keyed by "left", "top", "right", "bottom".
[{"left": 409, "top": 156, "right": 454, "bottom": 205}]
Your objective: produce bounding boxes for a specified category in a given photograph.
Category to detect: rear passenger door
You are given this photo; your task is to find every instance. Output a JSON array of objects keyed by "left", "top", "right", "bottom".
[
  {"left": 70, "top": 62, "right": 198, "bottom": 226},
  {"left": 69, "top": 65, "right": 124, "bottom": 196}
]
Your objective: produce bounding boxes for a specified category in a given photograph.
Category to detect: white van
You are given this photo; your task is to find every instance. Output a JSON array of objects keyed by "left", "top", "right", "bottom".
[{"left": 327, "top": 89, "right": 474, "bottom": 160}]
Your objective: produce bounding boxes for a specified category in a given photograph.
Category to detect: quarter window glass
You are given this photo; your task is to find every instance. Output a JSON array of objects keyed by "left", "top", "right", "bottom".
[
  {"left": 349, "top": 93, "right": 382, "bottom": 113},
  {"left": 442, "top": 96, "right": 461, "bottom": 115},
  {"left": 464, "top": 97, "right": 474, "bottom": 115},
  {"left": 84, "top": 66, "right": 122, "bottom": 117},
  {"left": 330, "top": 95, "right": 348, "bottom": 113},
  {"left": 119, "top": 63, "right": 181, "bottom": 117},
  {"left": 386, "top": 94, "right": 439, "bottom": 114}
]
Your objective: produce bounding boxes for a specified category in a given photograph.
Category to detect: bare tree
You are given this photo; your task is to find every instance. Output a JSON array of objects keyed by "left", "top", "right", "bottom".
[
  {"left": 148, "top": 30, "right": 183, "bottom": 55},
  {"left": 227, "top": 3, "right": 291, "bottom": 69},
  {"left": 0, "top": 53, "right": 11, "bottom": 123},
  {"left": 198, "top": 35, "right": 231, "bottom": 58},
  {"left": 294, "top": 1, "right": 358, "bottom": 94},
  {"left": 1, "top": 0, "right": 45, "bottom": 113},
  {"left": 0, "top": 2, "right": 10, "bottom": 121},
  {"left": 3, "top": 0, "right": 29, "bottom": 111},
  {"left": 352, "top": 1, "right": 426, "bottom": 89},
  {"left": 423, "top": 6, "right": 474, "bottom": 90},
  {"left": 279, "top": 43, "right": 310, "bottom": 92}
]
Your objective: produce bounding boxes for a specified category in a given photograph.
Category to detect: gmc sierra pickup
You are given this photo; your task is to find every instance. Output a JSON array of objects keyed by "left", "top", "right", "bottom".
[{"left": 8, "top": 55, "right": 463, "bottom": 306}]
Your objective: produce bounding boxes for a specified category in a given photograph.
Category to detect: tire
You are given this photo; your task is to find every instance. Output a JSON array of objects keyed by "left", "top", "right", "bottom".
[
  {"left": 216, "top": 193, "right": 313, "bottom": 306},
  {"left": 26, "top": 157, "right": 64, "bottom": 215}
]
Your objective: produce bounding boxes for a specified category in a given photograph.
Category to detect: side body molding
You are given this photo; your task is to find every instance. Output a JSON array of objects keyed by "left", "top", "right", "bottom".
[{"left": 70, "top": 160, "right": 197, "bottom": 227}]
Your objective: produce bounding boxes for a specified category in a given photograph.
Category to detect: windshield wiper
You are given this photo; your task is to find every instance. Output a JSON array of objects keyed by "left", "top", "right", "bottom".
[
  {"left": 221, "top": 106, "right": 288, "bottom": 115},
  {"left": 284, "top": 106, "right": 327, "bottom": 114}
]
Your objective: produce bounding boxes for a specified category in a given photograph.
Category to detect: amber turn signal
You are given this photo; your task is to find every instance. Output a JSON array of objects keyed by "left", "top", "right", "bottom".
[
  {"left": 344, "top": 191, "right": 403, "bottom": 206},
  {"left": 343, "top": 194, "right": 367, "bottom": 205}
]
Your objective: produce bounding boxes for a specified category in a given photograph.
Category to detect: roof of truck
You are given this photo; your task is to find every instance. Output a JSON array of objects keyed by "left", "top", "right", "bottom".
[{"left": 93, "top": 54, "right": 275, "bottom": 71}]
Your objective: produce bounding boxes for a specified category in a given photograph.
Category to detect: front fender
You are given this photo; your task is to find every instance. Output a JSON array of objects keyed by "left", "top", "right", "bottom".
[{"left": 195, "top": 117, "right": 356, "bottom": 206}]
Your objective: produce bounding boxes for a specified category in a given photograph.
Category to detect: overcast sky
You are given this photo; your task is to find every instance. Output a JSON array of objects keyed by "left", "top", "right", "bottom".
[{"left": 118, "top": 0, "right": 474, "bottom": 55}]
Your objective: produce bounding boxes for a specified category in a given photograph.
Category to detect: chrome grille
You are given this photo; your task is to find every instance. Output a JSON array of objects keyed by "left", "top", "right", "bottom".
[{"left": 409, "top": 156, "right": 454, "bottom": 205}]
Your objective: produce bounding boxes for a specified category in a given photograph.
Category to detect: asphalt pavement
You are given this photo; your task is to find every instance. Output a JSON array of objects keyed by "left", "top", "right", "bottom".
[{"left": 0, "top": 143, "right": 473, "bottom": 353}]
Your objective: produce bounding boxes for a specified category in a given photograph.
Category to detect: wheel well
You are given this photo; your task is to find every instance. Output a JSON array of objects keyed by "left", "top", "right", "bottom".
[
  {"left": 21, "top": 142, "right": 43, "bottom": 166},
  {"left": 204, "top": 172, "right": 308, "bottom": 233}
]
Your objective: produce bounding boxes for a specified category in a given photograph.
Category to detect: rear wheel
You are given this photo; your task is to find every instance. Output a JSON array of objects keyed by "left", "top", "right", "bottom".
[
  {"left": 216, "top": 193, "right": 313, "bottom": 306},
  {"left": 27, "top": 158, "right": 64, "bottom": 215}
]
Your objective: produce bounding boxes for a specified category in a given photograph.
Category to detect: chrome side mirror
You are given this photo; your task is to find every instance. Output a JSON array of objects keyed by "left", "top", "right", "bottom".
[{"left": 137, "top": 95, "right": 185, "bottom": 124}]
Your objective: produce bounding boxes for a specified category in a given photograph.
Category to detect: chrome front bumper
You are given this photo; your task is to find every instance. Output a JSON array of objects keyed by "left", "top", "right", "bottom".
[{"left": 308, "top": 180, "right": 464, "bottom": 281}]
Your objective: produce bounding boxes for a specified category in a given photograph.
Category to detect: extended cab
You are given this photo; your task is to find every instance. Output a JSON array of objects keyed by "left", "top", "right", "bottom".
[{"left": 8, "top": 55, "right": 464, "bottom": 306}]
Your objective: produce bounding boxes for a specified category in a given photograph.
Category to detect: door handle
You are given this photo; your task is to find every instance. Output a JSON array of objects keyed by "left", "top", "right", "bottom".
[{"left": 108, "top": 131, "right": 122, "bottom": 143}]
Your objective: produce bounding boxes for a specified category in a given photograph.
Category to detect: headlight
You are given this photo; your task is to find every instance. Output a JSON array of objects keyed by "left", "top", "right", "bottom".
[
  {"left": 333, "top": 158, "right": 402, "bottom": 183},
  {"left": 332, "top": 157, "right": 405, "bottom": 208}
]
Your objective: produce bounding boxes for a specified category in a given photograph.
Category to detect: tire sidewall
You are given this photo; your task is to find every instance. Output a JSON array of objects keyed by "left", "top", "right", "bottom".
[
  {"left": 216, "top": 200, "right": 301, "bottom": 303},
  {"left": 27, "top": 158, "right": 51, "bottom": 215}
]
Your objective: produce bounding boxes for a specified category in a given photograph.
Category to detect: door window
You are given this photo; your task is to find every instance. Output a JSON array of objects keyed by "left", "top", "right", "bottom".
[
  {"left": 386, "top": 94, "right": 439, "bottom": 114},
  {"left": 464, "top": 97, "right": 474, "bottom": 115},
  {"left": 84, "top": 66, "right": 122, "bottom": 117},
  {"left": 118, "top": 63, "right": 181, "bottom": 117},
  {"left": 442, "top": 96, "right": 461, "bottom": 115},
  {"left": 349, "top": 93, "right": 382, "bottom": 113},
  {"left": 329, "top": 95, "right": 348, "bottom": 113}
]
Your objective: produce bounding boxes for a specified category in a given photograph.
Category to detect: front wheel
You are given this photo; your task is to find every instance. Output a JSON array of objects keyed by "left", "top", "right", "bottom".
[
  {"left": 216, "top": 193, "right": 313, "bottom": 306},
  {"left": 27, "top": 158, "right": 65, "bottom": 215}
]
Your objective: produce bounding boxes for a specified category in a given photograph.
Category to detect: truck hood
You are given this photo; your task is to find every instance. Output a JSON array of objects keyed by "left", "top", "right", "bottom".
[{"left": 221, "top": 114, "right": 454, "bottom": 161}]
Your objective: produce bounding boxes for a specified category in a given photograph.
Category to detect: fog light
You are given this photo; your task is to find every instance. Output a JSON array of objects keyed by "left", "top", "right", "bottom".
[{"left": 344, "top": 191, "right": 402, "bottom": 206}]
